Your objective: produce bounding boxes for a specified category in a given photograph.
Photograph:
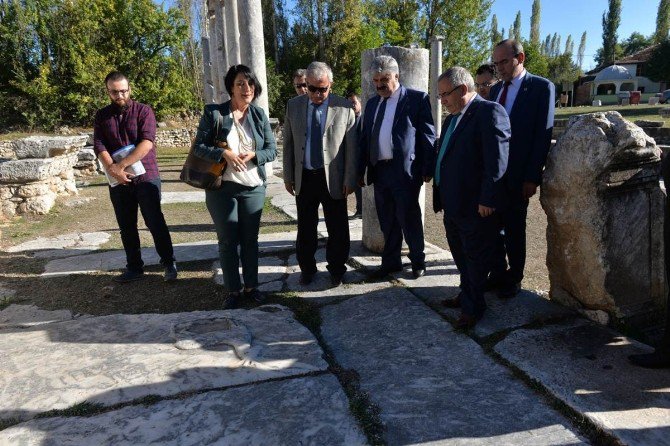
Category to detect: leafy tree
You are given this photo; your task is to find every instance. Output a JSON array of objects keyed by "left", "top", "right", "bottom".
[
  {"left": 601, "top": 0, "right": 622, "bottom": 66},
  {"left": 577, "top": 32, "right": 587, "bottom": 68},
  {"left": 530, "top": 0, "right": 541, "bottom": 45},
  {"left": 655, "top": 0, "right": 670, "bottom": 43},
  {"left": 621, "top": 32, "right": 653, "bottom": 56},
  {"left": 645, "top": 38, "right": 670, "bottom": 82},
  {"left": 491, "top": 14, "right": 501, "bottom": 47},
  {"left": 523, "top": 40, "right": 549, "bottom": 78},
  {"left": 512, "top": 10, "right": 521, "bottom": 41}
]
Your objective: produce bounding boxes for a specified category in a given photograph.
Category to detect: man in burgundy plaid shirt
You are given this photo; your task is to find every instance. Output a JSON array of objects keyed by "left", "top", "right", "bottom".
[{"left": 93, "top": 71, "right": 177, "bottom": 283}]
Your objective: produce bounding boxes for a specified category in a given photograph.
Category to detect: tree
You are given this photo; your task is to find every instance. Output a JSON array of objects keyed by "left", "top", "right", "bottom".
[
  {"left": 523, "top": 40, "right": 549, "bottom": 78},
  {"left": 530, "top": 0, "right": 541, "bottom": 45},
  {"left": 645, "top": 38, "right": 670, "bottom": 82},
  {"left": 621, "top": 32, "right": 653, "bottom": 56},
  {"left": 655, "top": 0, "right": 670, "bottom": 43},
  {"left": 542, "top": 34, "right": 551, "bottom": 54},
  {"left": 512, "top": 10, "right": 521, "bottom": 41},
  {"left": 577, "top": 32, "right": 587, "bottom": 68},
  {"left": 564, "top": 34, "right": 573, "bottom": 56},
  {"left": 491, "top": 14, "right": 501, "bottom": 46},
  {"left": 601, "top": 0, "right": 622, "bottom": 65}
]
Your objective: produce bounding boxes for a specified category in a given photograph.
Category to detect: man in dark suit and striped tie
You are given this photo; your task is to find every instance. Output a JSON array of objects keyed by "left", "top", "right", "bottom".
[
  {"left": 488, "top": 39, "right": 555, "bottom": 299},
  {"left": 433, "top": 67, "right": 510, "bottom": 329}
]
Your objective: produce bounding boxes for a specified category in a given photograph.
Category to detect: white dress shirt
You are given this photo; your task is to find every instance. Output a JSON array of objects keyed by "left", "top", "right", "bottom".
[{"left": 373, "top": 86, "right": 401, "bottom": 161}]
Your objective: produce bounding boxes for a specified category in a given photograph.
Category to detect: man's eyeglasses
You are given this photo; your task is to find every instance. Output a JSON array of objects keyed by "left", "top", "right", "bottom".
[
  {"left": 108, "top": 89, "right": 129, "bottom": 96},
  {"left": 307, "top": 85, "right": 329, "bottom": 94},
  {"left": 437, "top": 84, "right": 462, "bottom": 99},
  {"left": 475, "top": 81, "right": 498, "bottom": 89},
  {"left": 294, "top": 83, "right": 307, "bottom": 89}
]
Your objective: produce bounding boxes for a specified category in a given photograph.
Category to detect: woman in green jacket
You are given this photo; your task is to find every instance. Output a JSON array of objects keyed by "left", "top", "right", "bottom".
[{"left": 191, "top": 64, "right": 277, "bottom": 308}]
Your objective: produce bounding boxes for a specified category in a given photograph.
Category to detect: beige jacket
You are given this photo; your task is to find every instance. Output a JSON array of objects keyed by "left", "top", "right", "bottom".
[{"left": 282, "top": 94, "right": 359, "bottom": 199}]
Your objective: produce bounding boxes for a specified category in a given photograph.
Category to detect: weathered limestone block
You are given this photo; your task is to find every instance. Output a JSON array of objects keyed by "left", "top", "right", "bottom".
[
  {"left": 18, "top": 194, "right": 56, "bottom": 215},
  {"left": 13, "top": 135, "right": 88, "bottom": 159},
  {"left": 541, "top": 111, "right": 665, "bottom": 329},
  {"left": 0, "top": 140, "right": 15, "bottom": 159},
  {"left": 660, "top": 108, "right": 670, "bottom": 118},
  {"left": 16, "top": 183, "right": 50, "bottom": 198},
  {"left": 634, "top": 119, "right": 664, "bottom": 128},
  {"left": 0, "top": 154, "right": 77, "bottom": 183},
  {"left": 0, "top": 186, "right": 12, "bottom": 200},
  {"left": 77, "top": 147, "right": 96, "bottom": 161}
]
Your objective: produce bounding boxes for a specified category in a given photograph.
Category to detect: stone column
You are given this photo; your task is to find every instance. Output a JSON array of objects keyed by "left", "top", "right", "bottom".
[
  {"left": 201, "top": 36, "right": 216, "bottom": 104},
  {"left": 225, "top": 0, "right": 242, "bottom": 67},
  {"left": 238, "top": 0, "right": 269, "bottom": 114},
  {"left": 214, "top": 0, "right": 229, "bottom": 103},
  {"left": 206, "top": 6, "right": 221, "bottom": 100},
  {"left": 360, "top": 46, "right": 430, "bottom": 253},
  {"left": 429, "top": 36, "right": 444, "bottom": 138},
  {"left": 541, "top": 111, "right": 666, "bottom": 331}
]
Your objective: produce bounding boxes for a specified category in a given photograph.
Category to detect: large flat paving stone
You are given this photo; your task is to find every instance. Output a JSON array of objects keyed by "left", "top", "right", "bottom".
[
  {"left": 320, "top": 288, "right": 585, "bottom": 445},
  {"left": 5, "top": 232, "right": 111, "bottom": 258},
  {"left": 0, "top": 306, "right": 327, "bottom": 422},
  {"left": 350, "top": 240, "right": 452, "bottom": 271},
  {"left": 0, "top": 304, "right": 79, "bottom": 329},
  {"left": 0, "top": 375, "right": 367, "bottom": 446},
  {"left": 43, "top": 233, "right": 297, "bottom": 276},
  {"left": 160, "top": 191, "right": 205, "bottom": 204},
  {"left": 495, "top": 320, "right": 670, "bottom": 446},
  {"left": 285, "top": 250, "right": 374, "bottom": 304},
  {"left": 212, "top": 256, "right": 286, "bottom": 287},
  {"left": 401, "top": 259, "right": 575, "bottom": 339}
]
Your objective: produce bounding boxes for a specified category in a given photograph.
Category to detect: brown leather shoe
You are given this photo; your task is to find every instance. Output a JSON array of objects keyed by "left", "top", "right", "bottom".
[
  {"left": 441, "top": 294, "right": 462, "bottom": 308},
  {"left": 454, "top": 313, "right": 479, "bottom": 330}
]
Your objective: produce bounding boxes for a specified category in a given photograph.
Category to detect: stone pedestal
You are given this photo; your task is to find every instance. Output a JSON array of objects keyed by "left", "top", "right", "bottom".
[
  {"left": 540, "top": 112, "right": 666, "bottom": 330},
  {"left": 429, "top": 36, "right": 444, "bottom": 138},
  {"left": 360, "top": 46, "right": 430, "bottom": 253}
]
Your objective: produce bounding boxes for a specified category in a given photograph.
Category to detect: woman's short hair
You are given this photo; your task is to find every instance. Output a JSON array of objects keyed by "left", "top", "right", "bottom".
[{"left": 224, "top": 64, "right": 262, "bottom": 99}]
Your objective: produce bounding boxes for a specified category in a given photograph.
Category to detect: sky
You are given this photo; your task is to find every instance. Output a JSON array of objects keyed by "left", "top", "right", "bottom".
[
  {"left": 490, "top": 0, "right": 659, "bottom": 70},
  {"left": 158, "top": 0, "right": 660, "bottom": 71}
]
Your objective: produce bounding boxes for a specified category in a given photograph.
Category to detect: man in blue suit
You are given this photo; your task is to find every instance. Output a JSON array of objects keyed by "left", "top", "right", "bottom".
[
  {"left": 359, "top": 55, "right": 436, "bottom": 279},
  {"left": 434, "top": 67, "right": 510, "bottom": 329},
  {"left": 488, "top": 39, "right": 555, "bottom": 299}
]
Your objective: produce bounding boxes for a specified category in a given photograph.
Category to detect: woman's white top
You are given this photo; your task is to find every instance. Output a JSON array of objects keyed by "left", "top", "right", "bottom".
[{"left": 222, "top": 112, "right": 263, "bottom": 187}]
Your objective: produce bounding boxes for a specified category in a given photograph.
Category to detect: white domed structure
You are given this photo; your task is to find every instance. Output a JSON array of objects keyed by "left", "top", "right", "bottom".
[{"left": 593, "top": 65, "right": 637, "bottom": 95}]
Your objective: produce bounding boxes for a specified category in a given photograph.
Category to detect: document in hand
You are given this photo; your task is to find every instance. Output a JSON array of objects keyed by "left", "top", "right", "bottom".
[{"left": 104, "top": 144, "right": 146, "bottom": 187}]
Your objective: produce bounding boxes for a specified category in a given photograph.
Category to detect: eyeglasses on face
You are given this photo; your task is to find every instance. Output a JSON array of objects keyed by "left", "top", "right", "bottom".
[
  {"left": 475, "top": 81, "right": 498, "bottom": 89},
  {"left": 437, "top": 84, "right": 462, "bottom": 99},
  {"left": 307, "top": 85, "right": 329, "bottom": 94},
  {"left": 108, "top": 89, "right": 129, "bottom": 96},
  {"left": 294, "top": 83, "right": 307, "bottom": 88}
]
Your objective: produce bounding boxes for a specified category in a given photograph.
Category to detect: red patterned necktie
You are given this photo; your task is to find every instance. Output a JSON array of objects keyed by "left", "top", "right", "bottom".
[{"left": 498, "top": 81, "right": 512, "bottom": 107}]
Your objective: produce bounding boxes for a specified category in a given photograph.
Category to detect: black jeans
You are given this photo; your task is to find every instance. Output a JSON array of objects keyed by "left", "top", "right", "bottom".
[{"left": 109, "top": 179, "right": 175, "bottom": 272}]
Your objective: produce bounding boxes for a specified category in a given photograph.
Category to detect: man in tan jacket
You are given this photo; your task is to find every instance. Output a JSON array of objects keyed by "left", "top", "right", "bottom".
[{"left": 283, "top": 61, "right": 358, "bottom": 287}]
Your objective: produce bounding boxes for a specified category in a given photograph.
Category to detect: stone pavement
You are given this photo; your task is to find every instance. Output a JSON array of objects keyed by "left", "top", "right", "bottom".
[{"left": 1, "top": 174, "right": 669, "bottom": 445}]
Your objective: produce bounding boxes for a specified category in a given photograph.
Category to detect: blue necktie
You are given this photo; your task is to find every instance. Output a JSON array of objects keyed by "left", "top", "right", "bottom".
[
  {"left": 369, "top": 98, "right": 387, "bottom": 165},
  {"left": 434, "top": 112, "right": 460, "bottom": 186},
  {"left": 310, "top": 104, "right": 323, "bottom": 169}
]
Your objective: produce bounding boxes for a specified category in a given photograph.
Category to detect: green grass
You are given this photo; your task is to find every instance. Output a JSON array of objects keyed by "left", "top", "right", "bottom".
[{"left": 556, "top": 104, "right": 670, "bottom": 126}]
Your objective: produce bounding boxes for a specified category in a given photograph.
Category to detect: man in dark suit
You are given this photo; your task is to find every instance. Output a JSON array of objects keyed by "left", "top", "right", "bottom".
[
  {"left": 488, "top": 39, "right": 555, "bottom": 299},
  {"left": 434, "top": 67, "right": 510, "bottom": 329},
  {"left": 359, "top": 55, "right": 436, "bottom": 279}
]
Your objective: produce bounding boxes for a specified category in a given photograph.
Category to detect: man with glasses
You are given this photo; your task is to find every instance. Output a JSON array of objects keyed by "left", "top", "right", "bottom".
[
  {"left": 292, "top": 69, "right": 308, "bottom": 96},
  {"left": 474, "top": 63, "right": 499, "bottom": 100},
  {"left": 359, "top": 55, "right": 436, "bottom": 280},
  {"left": 433, "top": 66, "right": 510, "bottom": 329},
  {"left": 93, "top": 71, "right": 177, "bottom": 283},
  {"left": 488, "top": 39, "right": 555, "bottom": 299},
  {"left": 283, "top": 62, "right": 358, "bottom": 287}
]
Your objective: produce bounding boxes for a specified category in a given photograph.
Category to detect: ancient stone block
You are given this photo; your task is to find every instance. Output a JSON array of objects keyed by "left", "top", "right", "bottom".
[
  {"left": 20, "top": 194, "right": 56, "bottom": 214},
  {"left": 541, "top": 111, "right": 666, "bottom": 329},
  {"left": 0, "top": 186, "right": 12, "bottom": 200},
  {"left": 16, "top": 183, "right": 50, "bottom": 198},
  {"left": 13, "top": 135, "right": 88, "bottom": 159},
  {"left": 77, "top": 147, "right": 96, "bottom": 161},
  {"left": 660, "top": 108, "right": 670, "bottom": 118},
  {"left": 0, "top": 154, "right": 77, "bottom": 183}
]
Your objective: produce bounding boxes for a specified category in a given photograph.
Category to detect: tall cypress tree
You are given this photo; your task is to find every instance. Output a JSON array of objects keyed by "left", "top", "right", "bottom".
[
  {"left": 601, "top": 0, "right": 622, "bottom": 65},
  {"left": 512, "top": 11, "right": 521, "bottom": 41},
  {"left": 491, "top": 14, "right": 501, "bottom": 46},
  {"left": 530, "top": 0, "right": 541, "bottom": 45},
  {"left": 655, "top": 0, "right": 670, "bottom": 43},
  {"left": 577, "top": 31, "right": 587, "bottom": 68}
]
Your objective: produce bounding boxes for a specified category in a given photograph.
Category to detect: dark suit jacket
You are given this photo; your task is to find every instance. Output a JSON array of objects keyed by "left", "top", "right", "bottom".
[
  {"left": 191, "top": 101, "right": 277, "bottom": 184},
  {"left": 489, "top": 72, "right": 554, "bottom": 191},
  {"left": 359, "top": 85, "right": 436, "bottom": 184},
  {"left": 432, "top": 95, "right": 510, "bottom": 216}
]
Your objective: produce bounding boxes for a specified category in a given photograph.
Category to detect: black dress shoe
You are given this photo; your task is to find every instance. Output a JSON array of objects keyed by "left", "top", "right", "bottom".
[
  {"left": 330, "top": 273, "right": 344, "bottom": 287},
  {"left": 368, "top": 266, "right": 402, "bottom": 280},
  {"left": 484, "top": 275, "right": 505, "bottom": 292},
  {"left": 114, "top": 269, "right": 144, "bottom": 283},
  {"left": 411, "top": 267, "right": 426, "bottom": 279},
  {"left": 441, "top": 294, "right": 462, "bottom": 308},
  {"left": 244, "top": 288, "right": 266, "bottom": 303},
  {"left": 628, "top": 350, "right": 670, "bottom": 369},
  {"left": 223, "top": 292, "right": 241, "bottom": 309},
  {"left": 498, "top": 282, "right": 521, "bottom": 299},
  {"left": 454, "top": 313, "right": 479, "bottom": 330},
  {"left": 299, "top": 272, "right": 315, "bottom": 285}
]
